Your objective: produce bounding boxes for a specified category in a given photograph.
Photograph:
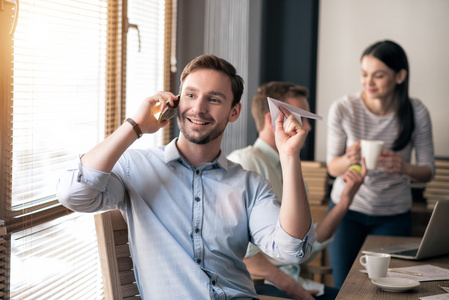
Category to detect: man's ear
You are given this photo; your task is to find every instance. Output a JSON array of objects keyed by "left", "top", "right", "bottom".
[
  {"left": 396, "top": 69, "right": 407, "bottom": 84},
  {"left": 265, "top": 112, "right": 273, "bottom": 128},
  {"left": 228, "top": 103, "right": 241, "bottom": 122}
]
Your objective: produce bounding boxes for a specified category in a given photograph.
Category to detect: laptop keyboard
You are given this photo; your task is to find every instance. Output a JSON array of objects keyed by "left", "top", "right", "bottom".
[{"left": 395, "top": 248, "right": 418, "bottom": 256}]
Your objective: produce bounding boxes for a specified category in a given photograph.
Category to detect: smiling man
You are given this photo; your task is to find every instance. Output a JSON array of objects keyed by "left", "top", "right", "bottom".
[{"left": 57, "top": 54, "right": 316, "bottom": 299}]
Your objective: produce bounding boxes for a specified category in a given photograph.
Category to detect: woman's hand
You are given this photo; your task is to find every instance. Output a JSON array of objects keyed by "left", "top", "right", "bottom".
[
  {"left": 378, "top": 150, "right": 408, "bottom": 175},
  {"left": 344, "top": 141, "right": 361, "bottom": 166}
]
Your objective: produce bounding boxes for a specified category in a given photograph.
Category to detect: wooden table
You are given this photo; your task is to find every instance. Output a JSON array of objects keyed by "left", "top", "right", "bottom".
[{"left": 337, "top": 235, "right": 449, "bottom": 299}]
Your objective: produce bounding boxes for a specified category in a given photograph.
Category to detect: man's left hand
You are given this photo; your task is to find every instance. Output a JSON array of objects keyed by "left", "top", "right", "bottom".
[{"left": 274, "top": 106, "right": 308, "bottom": 158}]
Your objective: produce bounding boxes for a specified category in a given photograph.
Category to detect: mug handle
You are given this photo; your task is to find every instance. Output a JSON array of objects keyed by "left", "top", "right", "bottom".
[{"left": 359, "top": 255, "right": 367, "bottom": 268}]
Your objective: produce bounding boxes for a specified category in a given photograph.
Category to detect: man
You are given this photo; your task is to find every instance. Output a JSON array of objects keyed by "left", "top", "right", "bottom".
[
  {"left": 56, "top": 55, "right": 316, "bottom": 299},
  {"left": 228, "top": 82, "right": 366, "bottom": 300}
]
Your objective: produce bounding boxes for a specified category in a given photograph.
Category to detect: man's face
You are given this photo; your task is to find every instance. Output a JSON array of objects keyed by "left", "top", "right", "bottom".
[{"left": 177, "top": 69, "right": 240, "bottom": 145}]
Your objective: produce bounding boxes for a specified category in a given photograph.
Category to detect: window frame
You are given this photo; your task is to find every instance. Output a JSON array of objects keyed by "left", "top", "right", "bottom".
[{"left": 0, "top": 0, "right": 176, "bottom": 297}]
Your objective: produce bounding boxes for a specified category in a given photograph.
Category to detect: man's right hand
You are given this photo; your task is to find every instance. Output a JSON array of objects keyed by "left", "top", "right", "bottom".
[
  {"left": 132, "top": 91, "right": 178, "bottom": 134},
  {"left": 282, "top": 279, "right": 318, "bottom": 300},
  {"left": 340, "top": 157, "right": 367, "bottom": 208}
]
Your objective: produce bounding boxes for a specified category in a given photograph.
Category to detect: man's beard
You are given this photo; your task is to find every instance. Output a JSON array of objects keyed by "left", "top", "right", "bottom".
[{"left": 177, "top": 113, "right": 228, "bottom": 145}]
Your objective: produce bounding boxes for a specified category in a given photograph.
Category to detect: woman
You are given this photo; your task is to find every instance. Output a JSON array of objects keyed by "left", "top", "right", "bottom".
[{"left": 326, "top": 40, "right": 435, "bottom": 288}]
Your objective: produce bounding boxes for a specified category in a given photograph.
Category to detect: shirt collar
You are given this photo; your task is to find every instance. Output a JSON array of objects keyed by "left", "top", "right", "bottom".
[
  {"left": 254, "top": 138, "right": 280, "bottom": 166},
  {"left": 165, "top": 138, "right": 228, "bottom": 172}
]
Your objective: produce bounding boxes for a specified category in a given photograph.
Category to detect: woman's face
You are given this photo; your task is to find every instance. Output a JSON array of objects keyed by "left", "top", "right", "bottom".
[{"left": 360, "top": 55, "right": 400, "bottom": 101}]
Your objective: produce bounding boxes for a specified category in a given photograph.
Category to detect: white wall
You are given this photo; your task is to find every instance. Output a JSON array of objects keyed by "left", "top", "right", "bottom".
[{"left": 315, "top": 0, "right": 449, "bottom": 162}]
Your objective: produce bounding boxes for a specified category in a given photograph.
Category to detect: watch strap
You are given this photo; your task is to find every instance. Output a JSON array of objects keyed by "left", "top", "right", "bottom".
[{"left": 125, "top": 118, "right": 143, "bottom": 139}]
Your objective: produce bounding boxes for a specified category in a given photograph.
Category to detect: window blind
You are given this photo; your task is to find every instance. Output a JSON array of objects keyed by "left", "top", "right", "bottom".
[
  {"left": 9, "top": 0, "right": 109, "bottom": 298},
  {"left": 3, "top": 0, "right": 173, "bottom": 297},
  {"left": 10, "top": 0, "right": 108, "bottom": 232},
  {"left": 11, "top": 214, "right": 103, "bottom": 299},
  {"left": 125, "top": 0, "right": 166, "bottom": 149}
]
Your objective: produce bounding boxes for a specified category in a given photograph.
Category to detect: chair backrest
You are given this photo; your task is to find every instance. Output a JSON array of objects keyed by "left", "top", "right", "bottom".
[
  {"left": 94, "top": 210, "right": 140, "bottom": 300},
  {"left": 94, "top": 209, "right": 289, "bottom": 300}
]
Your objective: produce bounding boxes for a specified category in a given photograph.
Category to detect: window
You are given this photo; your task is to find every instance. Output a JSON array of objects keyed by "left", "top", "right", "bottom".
[{"left": 1, "top": 0, "right": 174, "bottom": 297}]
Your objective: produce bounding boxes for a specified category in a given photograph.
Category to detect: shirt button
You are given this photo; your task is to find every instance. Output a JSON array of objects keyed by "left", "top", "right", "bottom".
[
  {"left": 211, "top": 280, "right": 216, "bottom": 285},
  {"left": 195, "top": 228, "right": 199, "bottom": 233},
  {"left": 196, "top": 259, "right": 201, "bottom": 264},
  {"left": 195, "top": 197, "right": 200, "bottom": 202},
  {"left": 195, "top": 170, "right": 199, "bottom": 175}
]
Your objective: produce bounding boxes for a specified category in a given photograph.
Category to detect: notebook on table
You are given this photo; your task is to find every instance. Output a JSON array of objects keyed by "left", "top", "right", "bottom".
[{"left": 363, "top": 199, "right": 449, "bottom": 260}]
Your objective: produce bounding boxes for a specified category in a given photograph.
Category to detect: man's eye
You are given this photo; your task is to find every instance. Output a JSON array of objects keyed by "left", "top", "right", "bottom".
[
  {"left": 187, "top": 93, "right": 194, "bottom": 98},
  {"left": 209, "top": 98, "right": 220, "bottom": 103}
]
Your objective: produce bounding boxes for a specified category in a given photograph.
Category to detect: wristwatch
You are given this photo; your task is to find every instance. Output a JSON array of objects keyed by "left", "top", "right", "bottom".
[{"left": 125, "top": 118, "right": 142, "bottom": 139}]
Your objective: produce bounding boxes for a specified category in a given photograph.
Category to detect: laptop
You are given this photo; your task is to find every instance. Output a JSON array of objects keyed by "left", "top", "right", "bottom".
[{"left": 363, "top": 199, "right": 449, "bottom": 260}]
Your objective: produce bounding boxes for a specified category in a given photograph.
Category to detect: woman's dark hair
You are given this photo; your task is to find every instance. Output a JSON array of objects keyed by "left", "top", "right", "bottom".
[{"left": 362, "top": 40, "right": 414, "bottom": 151}]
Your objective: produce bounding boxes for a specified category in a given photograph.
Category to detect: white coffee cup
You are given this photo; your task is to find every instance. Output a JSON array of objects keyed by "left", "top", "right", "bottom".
[
  {"left": 361, "top": 139, "right": 384, "bottom": 170},
  {"left": 359, "top": 253, "right": 391, "bottom": 279}
]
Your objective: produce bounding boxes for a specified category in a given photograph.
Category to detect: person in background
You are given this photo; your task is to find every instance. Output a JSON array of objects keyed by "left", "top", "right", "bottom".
[
  {"left": 228, "top": 81, "right": 367, "bottom": 299},
  {"left": 326, "top": 40, "right": 435, "bottom": 287},
  {"left": 56, "top": 55, "right": 317, "bottom": 299}
]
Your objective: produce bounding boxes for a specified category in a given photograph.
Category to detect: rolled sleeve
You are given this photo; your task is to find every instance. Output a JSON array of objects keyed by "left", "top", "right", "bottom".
[
  {"left": 56, "top": 155, "right": 124, "bottom": 213},
  {"left": 244, "top": 242, "right": 261, "bottom": 258},
  {"left": 302, "top": 222, "right": 333, "bottom": 265},
  {"left": 76, "top": 155, "right": 111, "bottom": 192},
  {"left": 273, "top": 220, "right": 316, "bottom": 263}
]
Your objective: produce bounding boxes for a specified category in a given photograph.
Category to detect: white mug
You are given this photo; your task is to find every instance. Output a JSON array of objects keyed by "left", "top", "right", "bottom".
[
  {"left": 359, "top": 253, "right": 391, "bottom": 279},
  {"left": 361, "top": 139, "right": 384, "bottom": 170}
]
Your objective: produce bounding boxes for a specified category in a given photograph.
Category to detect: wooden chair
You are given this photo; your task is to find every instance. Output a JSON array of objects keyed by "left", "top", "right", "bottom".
[
  {"left": 94, "top": 210, "right": 289, "bottom": 300},
  {"left": 300, "top": 262, "right": 333, "bottom": 283},
  {"left": 95, "top": 210, "right": 140, "bottom": 299}
]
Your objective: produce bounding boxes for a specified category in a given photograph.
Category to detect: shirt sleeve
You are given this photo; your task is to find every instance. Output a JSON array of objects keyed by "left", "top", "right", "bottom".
[
  {"left": 248, "top": 177, "right": 317, "bottom": 264},
  {"left": 412, "top": 100, "right": 436, "bottom": 178},
  {"left": 56, "top": 155, "right": 127, "bottom": 212},
  {"left": 228, "top": 148, "right": 269, "bottom": 179},
  {"left": 244, "top": 242, "right": 262, "bottom": 258},
  {"left": 326, "top": 97, "right": 348, "bottom": 164},
  {"left": 300, "top": 222, "right": 333, "bottom": 265}
]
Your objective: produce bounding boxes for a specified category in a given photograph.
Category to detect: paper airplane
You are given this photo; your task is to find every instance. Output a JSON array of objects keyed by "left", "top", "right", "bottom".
[{"left": 267, "top": 97, "right": 323, "bottom": 129}]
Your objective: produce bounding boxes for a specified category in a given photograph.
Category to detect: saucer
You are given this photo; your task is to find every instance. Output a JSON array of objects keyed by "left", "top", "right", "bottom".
[{"left": 371, "top": 277, "right": 420, "bottom": 292}]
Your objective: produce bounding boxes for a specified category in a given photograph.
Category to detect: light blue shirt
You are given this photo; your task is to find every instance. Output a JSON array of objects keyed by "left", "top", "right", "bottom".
[
  {"left": 57, "top": 138, "right": 316, "bottom": 300},
  {"left": 228, "top": 138, "right": 331, "bottom": 295}
]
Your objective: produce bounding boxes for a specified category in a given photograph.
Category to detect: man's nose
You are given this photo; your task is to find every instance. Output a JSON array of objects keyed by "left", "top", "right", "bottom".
[{"left": 191, "top": 96, "right": 207, "bottom": 114}]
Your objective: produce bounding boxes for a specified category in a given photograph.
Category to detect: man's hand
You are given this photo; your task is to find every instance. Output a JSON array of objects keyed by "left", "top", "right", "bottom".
[
  {"left": 244, "top": 253, "right": 318, "bottom": 300},
  {"left": 341, "top": 158, "right": 367, "bottom": 208},
  {"left": 132, "top": 91, "right": 178, "bottom": 134},
  {"left": 274, "top": 106, "right": 308, "bottom": 158},
  {"left": 282, "top": 281, "right": 318, "bottom": 300}
]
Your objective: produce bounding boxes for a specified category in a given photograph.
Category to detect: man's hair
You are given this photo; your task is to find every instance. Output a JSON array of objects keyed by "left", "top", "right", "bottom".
[
  {"left": 252, "top": 81, "right": 309, "bottom": 132},
  {"left": 179, "top": 54, "right": 244, "bottom": 107}
]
